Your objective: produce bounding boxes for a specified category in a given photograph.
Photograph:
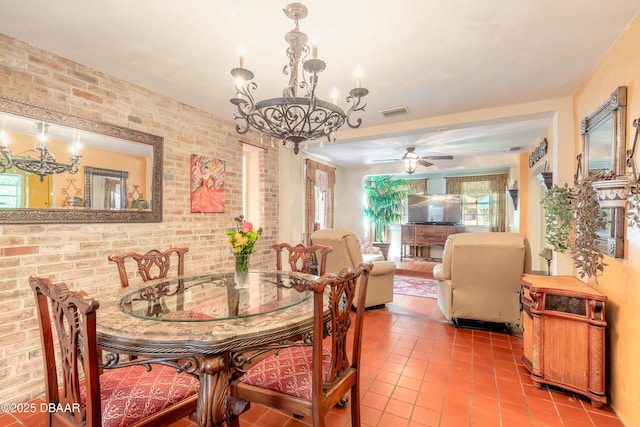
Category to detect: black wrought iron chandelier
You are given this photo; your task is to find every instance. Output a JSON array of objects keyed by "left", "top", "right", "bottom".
[
  {"left": 0, "top": 122, "right": 81, "bottom": 182},
  {"left": 230, "top": 2, "right": 369, "bottom": 154}
]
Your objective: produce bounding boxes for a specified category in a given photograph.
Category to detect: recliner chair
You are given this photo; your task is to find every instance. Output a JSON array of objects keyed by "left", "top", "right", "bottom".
[
  {"left": 433, "top": 232, "right": 531, "bottom": 327},
  {"left": 311, "top": 229, "right": 396, "bottom": 308}
]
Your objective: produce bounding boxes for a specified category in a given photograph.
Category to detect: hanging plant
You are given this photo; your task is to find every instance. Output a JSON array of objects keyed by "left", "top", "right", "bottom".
[
  {"left": 625, "top": 118, "right": 640, "bottom": 228},
  {"left": 626, "top": 174, "right": 640, "bottom": 228},
  {"left": 572, "top": 174, "right": 609, "bottom": 282},
  {"left": 541, "top": 183, "right": 575, "bottom": 253}
]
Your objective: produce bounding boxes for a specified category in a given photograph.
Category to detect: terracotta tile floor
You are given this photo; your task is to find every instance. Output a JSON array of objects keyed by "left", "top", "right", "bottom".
[{"left": 1, "top": 258, "right": 625, "bottom": 427}]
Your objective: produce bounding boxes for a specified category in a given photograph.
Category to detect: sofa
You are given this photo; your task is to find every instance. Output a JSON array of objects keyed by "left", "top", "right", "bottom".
[
  {"left": 433, "top": 232, "right": 531, "bottom": 326},
  {"left": 311, "top": 229, "right": 396, "bottom": 308}
]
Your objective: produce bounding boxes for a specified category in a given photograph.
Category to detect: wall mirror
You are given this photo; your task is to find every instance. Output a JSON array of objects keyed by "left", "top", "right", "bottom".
[
  {"left": 579, "top": 86, "right": 627, "bottom": 258},
  {"left": 0, "top": 96, "right": 162, "bottom": 223}
]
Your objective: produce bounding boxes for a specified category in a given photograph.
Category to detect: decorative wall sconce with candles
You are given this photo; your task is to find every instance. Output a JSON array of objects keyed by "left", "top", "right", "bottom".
[
  {"left": 0, "top": 121, "right": 81, "bottom": 182},
  {"left": 230, "top": 3, "right": 368, "bottom": 154}
]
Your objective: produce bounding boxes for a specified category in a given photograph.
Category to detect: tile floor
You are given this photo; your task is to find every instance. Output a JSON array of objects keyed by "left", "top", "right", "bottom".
[{"left": 1, "top": 258, "right": 625, "bottom": 427}]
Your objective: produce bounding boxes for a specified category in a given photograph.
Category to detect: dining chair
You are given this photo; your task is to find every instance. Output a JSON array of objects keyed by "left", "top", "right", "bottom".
[
  {"left": 229, "top": 262, "right": 373, "bottom": 427},
  {"left": 108, "top": 246, "right": 189, "bottom": 287},
  {"left": 29, "top": 276, "right": 199, "bottom": 427},
  {"left": 272, "top": 242, "right": 333, "bottom": 276}
]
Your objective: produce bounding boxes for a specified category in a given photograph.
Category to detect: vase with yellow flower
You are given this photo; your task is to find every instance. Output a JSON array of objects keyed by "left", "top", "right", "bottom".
[{"left": 226, "top": 214, "right": 262, "bottom": 288}]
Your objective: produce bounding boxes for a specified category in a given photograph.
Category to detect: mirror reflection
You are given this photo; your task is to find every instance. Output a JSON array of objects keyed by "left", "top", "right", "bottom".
[
  {"left": 0, "top": 95, "right": 162, "bottom": 223},
  {"left": 0, "top": 112, "right": 152, "bottom": 210},
  {"left": 588, "top": 117, "right": 612, "bottom": 173}
]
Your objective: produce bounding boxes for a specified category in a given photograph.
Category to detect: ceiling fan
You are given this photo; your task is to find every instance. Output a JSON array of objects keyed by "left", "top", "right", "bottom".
[{"left": 374, "top": 147, "right": 454, "bottom": 174}]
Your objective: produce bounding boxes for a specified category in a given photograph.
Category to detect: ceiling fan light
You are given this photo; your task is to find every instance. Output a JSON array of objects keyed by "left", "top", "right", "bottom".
[{"left": 402, "top": 148, "right": 420, "bottom": 174}]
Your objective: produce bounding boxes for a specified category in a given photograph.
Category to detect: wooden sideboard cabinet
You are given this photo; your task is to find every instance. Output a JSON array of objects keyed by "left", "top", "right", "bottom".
[
  {"left": 521, "top": 274, "right": 607, "bottom": 407},
  {"left": 400, "top": 224, "right": 465, "bottom": 260}
]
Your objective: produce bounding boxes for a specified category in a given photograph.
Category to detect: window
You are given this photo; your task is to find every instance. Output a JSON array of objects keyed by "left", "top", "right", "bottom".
[
  {"left": 461, "top": 193, "right": 490, "bottom": 226},
  {"left": 242, "top": 144, "right": 262, "bottom": 222},
  {"left": 304, "top": 159, "right": 335, "bottom": 243},
  {"left": 0, "top": 174, "right": 22, "bottom": 208},
  {"left": 446, "top": 174, "right": 508, "bottom": 232}
]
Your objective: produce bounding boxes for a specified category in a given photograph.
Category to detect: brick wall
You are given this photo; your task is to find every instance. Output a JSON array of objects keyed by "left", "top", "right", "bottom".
[{"left": 0, "top": 33, "right": 280, "bottom": 403}]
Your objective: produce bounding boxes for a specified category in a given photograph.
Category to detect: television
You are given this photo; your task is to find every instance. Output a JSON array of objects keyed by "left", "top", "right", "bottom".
[{"left": 408, "top": 194, "right": 462, "bottom": 225}]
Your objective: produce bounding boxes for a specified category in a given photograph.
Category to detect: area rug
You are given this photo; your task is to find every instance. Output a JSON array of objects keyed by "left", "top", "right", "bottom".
[{"left": 393, "top": 275, "right": 439, "bottom": 299}]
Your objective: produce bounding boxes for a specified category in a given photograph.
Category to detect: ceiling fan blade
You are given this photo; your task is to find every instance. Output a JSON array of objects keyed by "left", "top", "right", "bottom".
[
  {"left": 423, "top": 155, "right": 453, "bottom": 160},
  {"left": 371, "top": 158, "right": 401, "bottom": 163},
  {"left": 418, "top": 159, "right": 434, "bottom": 167}
]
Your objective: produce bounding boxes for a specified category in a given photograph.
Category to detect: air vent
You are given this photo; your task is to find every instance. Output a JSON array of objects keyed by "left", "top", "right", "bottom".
[
  {"left": 508, "top": 146, "right": 523, "bottom": 152},
  {"left": 380, "top": 106, "right": 410, "bottom": 118}
]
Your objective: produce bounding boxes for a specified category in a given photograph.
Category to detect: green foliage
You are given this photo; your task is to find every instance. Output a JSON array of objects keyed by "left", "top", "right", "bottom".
[
  {"left": 541, "top": 178, "right": 609, "bottom": 282},
  {"left": 571, "top": 175, "right": 609, "bottom": 282},
  {"left": 364, "top": 175, "right": 409, "bottom": 242},
  {"left": 541, "top": 184, "right": 574, "bottom": 253},
  {"left": 626, "top": 175, "right": 640, "bottom": 228}
]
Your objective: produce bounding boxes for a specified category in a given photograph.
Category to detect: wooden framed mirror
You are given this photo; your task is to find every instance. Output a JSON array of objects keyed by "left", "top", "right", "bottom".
[
  {"left": 0, "top": 96, "right": 162, "bottom": 223},
  {"left": 84, "top": 167, "right": 128, "bottom": 210},
  {"left": 579, "top": 86, "right": 627, "bottom": 258}
]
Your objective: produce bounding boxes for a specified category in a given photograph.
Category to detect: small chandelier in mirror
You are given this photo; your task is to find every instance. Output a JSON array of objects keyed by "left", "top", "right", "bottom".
[
  {"left": 0, "top": 121, "right": 81, "bottom": 182},
  {"left": 230, "top": 2, "right": 369, "bottom": 154}
]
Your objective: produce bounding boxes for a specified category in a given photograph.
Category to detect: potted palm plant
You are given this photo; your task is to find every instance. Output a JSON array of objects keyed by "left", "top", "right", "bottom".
[{"left": 364, "top": 175, "right": 409, "bottom": 259}]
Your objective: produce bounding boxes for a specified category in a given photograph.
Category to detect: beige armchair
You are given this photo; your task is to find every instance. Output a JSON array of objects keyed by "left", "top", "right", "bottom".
[
  {"left": 311, "top": 229, "right": 396, "bottom": 308},
  {"left": 433, "top": 232, "right": 531, "bottom": 327}
]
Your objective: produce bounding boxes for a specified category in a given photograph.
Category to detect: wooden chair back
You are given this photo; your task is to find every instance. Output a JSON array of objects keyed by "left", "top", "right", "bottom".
[
  {"left": 272, "top": 242, "right": 332, "bottom": 276},
  {"left": 29, "top": 276, "right": 198, "bottom": 427},
  {"left": 30, "top": 276, "right": 104, "bottom": 426},
  {"left": 108, "top": 246, "right": 189, "bottom": 287},
  {"left": 230, "top": 262, "right": 373, "bottom": 427}
]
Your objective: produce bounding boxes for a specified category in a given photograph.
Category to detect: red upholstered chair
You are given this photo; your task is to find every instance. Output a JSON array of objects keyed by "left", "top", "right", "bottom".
[
  {"left": 29, "top": 276, "right": 199, "bottom": 427},
  {"left": 272, "top": 242, "right": 332, "bottom": 276},
  {"left": 108, "top": 246, "right": 188, "bottom": 288},
  {"left": 229, "top": 262, "right": 373, "bottom": 427}
]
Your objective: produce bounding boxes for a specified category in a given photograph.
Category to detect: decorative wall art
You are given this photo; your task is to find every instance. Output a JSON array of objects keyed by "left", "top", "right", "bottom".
[{"left": 190, "top": 154, "right": 225, "bottom": 213}]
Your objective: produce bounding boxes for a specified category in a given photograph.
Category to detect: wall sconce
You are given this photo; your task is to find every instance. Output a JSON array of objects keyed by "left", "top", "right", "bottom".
[
  {"left": 507, "top": 181, "right": 518, "bottom": 209},
  {"left": 539, "top": 247, "right": 553, "bottom": 275},
  {"left": 537, "top": 172, "right": 553, "bottom": 191}
]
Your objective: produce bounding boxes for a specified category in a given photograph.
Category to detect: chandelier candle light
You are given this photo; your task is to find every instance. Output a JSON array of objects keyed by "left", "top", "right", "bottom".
[
  {"left": 230, "top": 2, "right": 368, "bottom": 154},
  {"left": 0, "top": 122, "right": 81, "bottom": 182}
]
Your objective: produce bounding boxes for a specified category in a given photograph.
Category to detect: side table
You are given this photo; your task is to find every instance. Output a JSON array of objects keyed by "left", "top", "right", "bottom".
[{"left": 521, "top": 274, "right": 607, "bottom": 407}]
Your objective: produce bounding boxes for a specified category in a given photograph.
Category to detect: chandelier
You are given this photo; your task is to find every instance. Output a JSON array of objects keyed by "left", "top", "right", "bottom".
[
  {"left": 230, "top": 2, "right": 369, "bottom": 154},
  {"left": 0, "top": 122, "right": 81, "bottom": 182}
]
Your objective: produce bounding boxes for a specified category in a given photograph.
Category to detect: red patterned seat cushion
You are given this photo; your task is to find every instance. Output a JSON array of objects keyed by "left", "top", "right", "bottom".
[
  {"left": 80, "top": 364, "right": 199, "bottom": 427},
  {"left": 237, "top": 346, "right": 331, "bottom": 400}
]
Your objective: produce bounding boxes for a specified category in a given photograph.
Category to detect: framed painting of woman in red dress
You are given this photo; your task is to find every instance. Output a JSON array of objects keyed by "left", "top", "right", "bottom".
[{"left": 190, "top": 154, "right": 225, "bottom": 213}]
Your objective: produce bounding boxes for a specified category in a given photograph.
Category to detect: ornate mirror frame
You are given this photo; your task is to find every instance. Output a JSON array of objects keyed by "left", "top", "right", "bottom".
[
  {"left": 579, "top": 86, "right": 627, "bottom": 258},
  {"left": 0, "top": 96, "right": 163, "bottom": 223}
]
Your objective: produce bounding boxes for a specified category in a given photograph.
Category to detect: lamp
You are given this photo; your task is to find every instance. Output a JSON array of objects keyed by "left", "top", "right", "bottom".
[
  {"left": 230, "top": 3, "right": 368, "bottom": 155},
  {"left": 402, "top": 147, "right": 420, "bottom": 174},
  {"left": 539, "top": 247, "right": 553, "bottom": 275},
  {"left": 0, "top": 122, "right": 81, "bottom": 182}
]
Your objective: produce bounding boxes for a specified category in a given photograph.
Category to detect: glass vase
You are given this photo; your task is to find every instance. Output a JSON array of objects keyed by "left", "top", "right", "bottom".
[{"left": 234, "top": 253, "right": 251, "bottom": 288}]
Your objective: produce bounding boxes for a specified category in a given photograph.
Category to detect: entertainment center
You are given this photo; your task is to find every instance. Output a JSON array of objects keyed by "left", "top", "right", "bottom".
[
  {"left": 400, "top": 223, "right": 465, "bottom": 260},
  {"left": 402, "top": 193, "right": 465, "bottom": 260}
]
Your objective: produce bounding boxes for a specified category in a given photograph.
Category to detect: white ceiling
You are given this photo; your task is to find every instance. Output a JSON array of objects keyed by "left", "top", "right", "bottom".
[{"left": 1, "top": 0, "right": 639, "bottom": 171}]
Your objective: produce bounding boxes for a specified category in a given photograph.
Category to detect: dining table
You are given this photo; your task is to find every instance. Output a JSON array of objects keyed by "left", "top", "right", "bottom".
[{"left": 95, "top": 271, "right": 319, "bottom": 427}]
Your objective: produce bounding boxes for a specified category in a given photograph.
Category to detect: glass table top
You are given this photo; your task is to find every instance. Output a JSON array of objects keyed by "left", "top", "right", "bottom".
[{"left": 118, "top": 271, "right": 314, "bottom": 322}]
